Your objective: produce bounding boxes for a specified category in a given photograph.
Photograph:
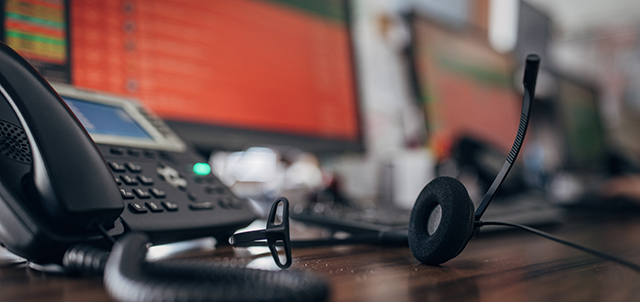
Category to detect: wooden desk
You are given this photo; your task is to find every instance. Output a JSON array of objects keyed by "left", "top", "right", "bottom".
[{"left": 2, "top": 214, "right": 640, "bottom": 302}]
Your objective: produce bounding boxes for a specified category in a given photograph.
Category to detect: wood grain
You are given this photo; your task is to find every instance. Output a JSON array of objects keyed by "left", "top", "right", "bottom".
[{"left": 1, "top": 214, "right": 640, "bottom": 301}]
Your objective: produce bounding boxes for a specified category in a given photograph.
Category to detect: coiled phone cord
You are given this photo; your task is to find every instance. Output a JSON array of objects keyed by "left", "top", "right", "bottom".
[{"left": 63, "top": 233, "right": 329, "bottom": 302}]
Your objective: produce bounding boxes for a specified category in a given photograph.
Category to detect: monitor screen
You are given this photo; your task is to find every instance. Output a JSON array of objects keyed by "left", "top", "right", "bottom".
[
  {"left": 2, "top": 0, "right": 362, "bottom": 154},
  {"left": 555, "top": 75, "right": 607, "bottom": 170},
  {"left": 0, "top": 0, "right": 70, "bottom": 82},
  {"left": 406, "top": 13, "right": 521, "bottom": 157}
]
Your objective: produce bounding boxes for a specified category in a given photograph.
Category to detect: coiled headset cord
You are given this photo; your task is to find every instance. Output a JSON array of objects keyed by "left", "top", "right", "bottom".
[{"left": 63, "top": 233, "right": 329, "bottom": 302}]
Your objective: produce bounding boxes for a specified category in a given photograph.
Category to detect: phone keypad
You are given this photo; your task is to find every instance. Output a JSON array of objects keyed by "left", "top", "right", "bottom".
[
  {"left": 96, "top": 128, "right": 257, "bottom": 238},
  {"left": 109, "top": 160, "right": 174, "bottom": 213},
  {"left": 109, "top": 158, "right": 233, "bottom": 215}
]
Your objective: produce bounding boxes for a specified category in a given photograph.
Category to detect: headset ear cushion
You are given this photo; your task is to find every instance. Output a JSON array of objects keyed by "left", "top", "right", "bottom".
[{"left": 408, "top": 176, "right": 475, "bottom": 265}]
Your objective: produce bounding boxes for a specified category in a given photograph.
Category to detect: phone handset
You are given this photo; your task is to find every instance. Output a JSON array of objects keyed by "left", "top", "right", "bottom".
[{"left": 0, "top": 42, "right": 123, "bottom": 232}]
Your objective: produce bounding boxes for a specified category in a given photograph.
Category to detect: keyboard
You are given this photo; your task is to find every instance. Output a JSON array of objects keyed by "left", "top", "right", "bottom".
[{"left": 291, "top": 191, "right": 563, "bottom": 234}]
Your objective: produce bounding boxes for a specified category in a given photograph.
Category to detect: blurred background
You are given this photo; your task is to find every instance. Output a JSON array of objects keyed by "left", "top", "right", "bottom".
[{"left": 3, "top": 0, "right": 640, "bottom": 219}]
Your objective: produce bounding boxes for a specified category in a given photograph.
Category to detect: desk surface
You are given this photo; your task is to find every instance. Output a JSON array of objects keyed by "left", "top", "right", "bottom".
[{"left": 2, "top": 214, "right": 640, "bottom": 302}]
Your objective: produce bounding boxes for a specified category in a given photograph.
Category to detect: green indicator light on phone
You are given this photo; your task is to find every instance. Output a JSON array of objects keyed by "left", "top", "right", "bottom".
[{"left": 193, "top": 163, "right": 211, "bottom": 176}]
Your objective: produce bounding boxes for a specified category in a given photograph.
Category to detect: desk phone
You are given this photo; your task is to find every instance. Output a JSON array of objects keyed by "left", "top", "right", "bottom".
[
  {"left": 0, "top": 42, "right": 258, "bottom": 265},
  {"left": 54, "top": 84, "right": 259, "bottom": 243}
]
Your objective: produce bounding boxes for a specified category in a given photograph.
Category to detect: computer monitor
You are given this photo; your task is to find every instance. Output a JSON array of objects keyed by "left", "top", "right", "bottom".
[
  {"left": 554, "top": 74, "right": 607, "bottom": 171},
  {"left": 405, "top": 12, "right": 521, "bottom": 156},
  {"left": 0, "top": 0, "right": 70, "bottom": 83},
  {"left": 2, "top": 0, "right": 363, "bottom": 155},
  {"left": 515, "top": 1, "right": 552, "bottom": 68}
]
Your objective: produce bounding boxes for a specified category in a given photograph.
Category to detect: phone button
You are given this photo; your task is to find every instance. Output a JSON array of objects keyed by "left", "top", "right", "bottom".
[
  {"left": 125, "top": 162, "right": 142, "bottom": 173},
  {"left": 120, "top": 189, "right": 135, "bottom": 199},
  {"left": 204, "top": 186, "right": 224, "bottom": 195},
  {"left": 218, "top": 199, "right": 230, "bottom": 209},
  {"left": 144, "top": 150, "right": 156, "bottom": 158},
  {"left": 159, "top": 151, "right": 173, "bottom": 161},
  {"left": 162, "top": 201, "right": 179, "bottom": 211},
  {"left": 109, "top": 162, "right": 127, "bottom": 172},
  {"left": 110, "top": 147, "right": 125, "bottom": 155},
  {"left": 128, "top": 202, "right": 148, "bottom": 213},
  {"left": 127, "top": 149, "right": 141, "bottom": 157},
  {"left": 133, "top": 188, "right": 151, "bottom": 199},
  {"left": 120, "top": 175, "right": 139, "bottom": 185},
  {"left": 157, "top": 165, "right": 187, "bottom": 189},
  {"left": 189, "top": 202, "right": 214, "bottom": 210},
  {"left": 149, "top": 188, "right": 166, "bottom": 198},
  {"left": 145, "top": 202, "right": 164, "bottom": 212},
  {"left": 137, "top": 175, "right": 154, "bottom": 185},
  {"left": 219, "top": 198, "right": 241, "bottom": 209}
]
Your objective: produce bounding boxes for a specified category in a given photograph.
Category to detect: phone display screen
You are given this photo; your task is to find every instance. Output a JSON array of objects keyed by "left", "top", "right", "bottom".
[{"left": 63, "top": 97, "right": 153, "bottom": 141}]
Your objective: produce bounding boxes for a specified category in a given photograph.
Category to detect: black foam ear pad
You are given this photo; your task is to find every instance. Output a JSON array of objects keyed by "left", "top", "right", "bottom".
[{"left": 408, "top": 176, "right": 476, "bottom": 265}]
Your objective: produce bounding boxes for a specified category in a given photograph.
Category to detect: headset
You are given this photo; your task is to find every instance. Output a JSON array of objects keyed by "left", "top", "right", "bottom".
[
  {"left": 235, "top": 54, "right": 640, "bottom": 274},
  {"left": 405, "top": 54, "right": 637, "bottom": 270},
  {"left": 235, "top": 54, "right": 540, "bottom": 265},
  {"left": 407, "top": 54, "right": 539, "bottom": 265}
]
